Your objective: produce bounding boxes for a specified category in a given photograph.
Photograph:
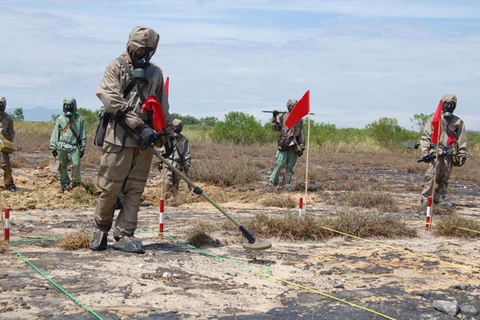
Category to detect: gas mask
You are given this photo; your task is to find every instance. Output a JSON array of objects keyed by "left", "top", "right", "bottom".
[
  {"left": 64, "top": 103, "right": 75, "bottom": 118},
  {"left": 132, "top": 47, "right": 154, "bottom": 81},
  {"left": 442, "top": 101, "right": 456, "bottom": 120},
  {"left": 0, "top": 101, "right": 5, "bottom": 114}
]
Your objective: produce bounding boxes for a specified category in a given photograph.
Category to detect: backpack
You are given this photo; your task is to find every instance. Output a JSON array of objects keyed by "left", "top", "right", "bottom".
[
  {"left": 93, "top": 109, "right": 111, "bottom": 148},
  {"left": 93, "top": 57, "right": 144, "bottom": 148}
]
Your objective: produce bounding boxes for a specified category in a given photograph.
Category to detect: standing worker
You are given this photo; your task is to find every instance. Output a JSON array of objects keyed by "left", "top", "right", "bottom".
[
  {"left": 50, "top": 97, "right": 87, "bottom": 192},
  {"left": 420, "top": 93, "right": 467, "bottom": 207},
  {"left": 90, "top": 26, "right": 174, "bottom": 254},
  {"left": 0, "top": 96, "right": 17, "bottom": 191},
  {"left": 268, "top": 99, "right": 305, "bottom": 191},
  {"left": 159, "top": 118, "right": 191, "bottom": 196}
]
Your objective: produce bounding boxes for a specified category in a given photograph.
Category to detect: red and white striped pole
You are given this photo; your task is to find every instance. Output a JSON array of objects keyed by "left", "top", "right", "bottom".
[
  {"left": 159, "top": 199, "right": 165, "bottom": 238},
  {"left": 425, "top": 196, "right": 432, "bottom": 231},
  {"left": 298, "top": 197, "right": 303, "bottom": 218},
  {"left": 4, "top": 208, "right": 10, "bottom": 241}
]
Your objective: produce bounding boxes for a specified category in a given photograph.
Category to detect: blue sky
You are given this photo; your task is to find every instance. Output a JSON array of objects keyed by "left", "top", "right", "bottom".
[{"left": 1, "top": 0, "right": 479, "bottom": 129}]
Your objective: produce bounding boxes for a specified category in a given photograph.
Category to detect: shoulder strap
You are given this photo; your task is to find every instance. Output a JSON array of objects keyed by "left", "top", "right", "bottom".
[
  {"left": 68, "top": 115, "right": 81, "bottom": 146},
  {"left": 60, "top": 118, "right": 74, "bottom": 136},
  {"left": 116, "top": 57, "right": 146, "bottom": 103}
]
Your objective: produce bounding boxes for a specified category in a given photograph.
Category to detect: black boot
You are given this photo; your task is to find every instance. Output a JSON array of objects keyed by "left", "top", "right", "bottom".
[
  {"left": 90, "top": 231, "right": 108, "bottom": 251},
  {"left": 112, "top": 236, "right": 144, "bottom": 254}
]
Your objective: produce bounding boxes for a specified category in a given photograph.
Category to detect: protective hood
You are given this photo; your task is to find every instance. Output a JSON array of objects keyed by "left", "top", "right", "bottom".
[
  {"left": 0, "top": 96, "right": 6, "bottom": 112},
  {"left": 441, "top": 93, "right": 457, "bottom": 104},
  {"left": 126, "top": 26, "right": 159, "bottom": 63},
  {"left": 62, "top": 97, "right": 77, "bottom": 115}
]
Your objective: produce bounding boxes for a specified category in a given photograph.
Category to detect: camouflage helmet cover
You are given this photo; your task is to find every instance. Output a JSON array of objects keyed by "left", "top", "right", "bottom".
[
  {"left": 173, "top": 118, "right": 184, "bottom": 132},
  {"left": 286, "top": 99, "right": 297, "bottom": 111},
  {"left": 441, "top": 93, "right": 457, "bottom": 103}
]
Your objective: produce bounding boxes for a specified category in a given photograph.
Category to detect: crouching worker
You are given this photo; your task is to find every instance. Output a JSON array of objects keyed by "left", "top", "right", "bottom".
[
  {"left": 0, "top": 96, "right": 17, "bottom": 191},
  {"left": 159, "top": 119, "right": 191, "bottom": 196},
  {"left": 90, "top": 26, "right": 174, "bottom": 254},
  {"left": 50, "top": 97, "right": 87, "bottom": 192}
]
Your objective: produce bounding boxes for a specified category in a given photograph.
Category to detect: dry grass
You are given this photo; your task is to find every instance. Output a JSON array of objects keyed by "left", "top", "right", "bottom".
[
  {"left": 342, "top": 192, "right": 400, "bottom": 212},
  {"left": 185, "top": 221, "right": 221, "bottom": 248},
  {"left": 434, "top": 215, "right": 480, "bottom": 238},
  {"left": 325, "top": 210, "right": 417, "bottom": 238},
  {"left": 260, "top": 195, "right": 296, "bottom": 208},
  {"left": 0, "top": 240, "right": 7, "bottom": 254},
  {"left": 242, "top": 211, "right": 416, "bottom": 241},
  {"left": 59, "top": 232, "right": 91, "bottom": 250}
]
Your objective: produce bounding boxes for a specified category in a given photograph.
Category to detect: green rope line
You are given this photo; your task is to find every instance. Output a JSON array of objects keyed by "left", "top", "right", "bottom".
[
  {"left": 8, "top": 229, "right": 390, "bottom": 318},
  {"left": 6, "top": 242, "right": 104, "bottom": 320},
  {"left": 10, "top": 237, "right": 61, "bottom": 243}
]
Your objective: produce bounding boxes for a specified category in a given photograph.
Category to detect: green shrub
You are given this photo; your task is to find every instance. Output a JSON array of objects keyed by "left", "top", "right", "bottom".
[{"left": 210, "top": 111, "right": 269, "bottom": 144}]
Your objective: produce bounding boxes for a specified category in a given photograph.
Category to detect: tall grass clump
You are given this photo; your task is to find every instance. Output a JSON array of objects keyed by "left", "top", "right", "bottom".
[{"left": 434, "top": 215, "right": 480, "bottom": 238}]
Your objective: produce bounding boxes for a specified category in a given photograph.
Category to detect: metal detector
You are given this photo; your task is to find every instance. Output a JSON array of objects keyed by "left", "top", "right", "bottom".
[{"left": 126, "top": 126, "right": 272, "bottom": 250}]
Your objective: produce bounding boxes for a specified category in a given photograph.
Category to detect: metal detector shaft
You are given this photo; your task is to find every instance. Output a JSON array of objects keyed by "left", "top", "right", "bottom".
[
  {"left": 119, "top": 123, "right": 257, "bottom": 243},
  {"left": 148, "top": 147, "right": 256, "bottom": 243}
]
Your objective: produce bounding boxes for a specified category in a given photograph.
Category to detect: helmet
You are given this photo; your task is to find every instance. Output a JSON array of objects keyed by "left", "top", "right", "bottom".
[
  {"left": 0, "top": 96, "right": 6, "bottom": 113},
  {"left": 286, "top": 99, "right": 297, "bottom": 112},
  {"left": 173, "top": 119, "right": 184, "bottom": 133},
  {"left": 441, "top": 93, "right": 457, "bottom": 114}
]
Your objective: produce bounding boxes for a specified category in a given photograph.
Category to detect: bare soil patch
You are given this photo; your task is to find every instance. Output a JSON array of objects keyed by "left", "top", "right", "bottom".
[{"left": 1, "top": 150, "right": 480, "bottom": 319}]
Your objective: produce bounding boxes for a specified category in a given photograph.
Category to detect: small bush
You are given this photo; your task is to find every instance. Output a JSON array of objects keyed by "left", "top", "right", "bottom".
[{"left": 60, "top": 232, "right": 91, "bottom": 250}]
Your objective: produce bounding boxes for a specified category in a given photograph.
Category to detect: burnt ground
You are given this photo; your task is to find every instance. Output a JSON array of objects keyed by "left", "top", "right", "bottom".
[{"left": 1, "top": 150, "right": 480, "bottom": 320}]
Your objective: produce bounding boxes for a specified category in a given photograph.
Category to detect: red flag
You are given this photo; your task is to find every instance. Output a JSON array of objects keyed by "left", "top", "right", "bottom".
[
  {"left": 431, "top": 99, "right": 442, "bottom": 144},
  {"left": 285, "top": 90, "right": 310, "bottom": 129},
  {"left": 142, "top": 96, "right": 166, "bottom": 132},
  {"left": 164, "top": 77, "right": 169, "bottom": 97}
]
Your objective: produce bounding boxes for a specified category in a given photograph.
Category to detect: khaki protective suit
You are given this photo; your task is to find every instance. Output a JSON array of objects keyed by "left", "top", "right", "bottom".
[
  {"left": 50, "top": 98, "right": 87, "bottom": 190},
  {"left": 94, "top": 26, "right": 173, "bottom": 240},
  {"left": 0, "top": 96, "right": 16, "bottom": 190},
  {"left": 269, "top": 100, "right": 305, "bottom": 187},
  {"left": 420, "top": 94, "right": 467, "bottom": 203}
]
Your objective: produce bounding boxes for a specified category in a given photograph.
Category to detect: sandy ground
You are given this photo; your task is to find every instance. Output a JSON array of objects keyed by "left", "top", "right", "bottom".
[{"left": 1, "top": 151, "right": 480, "bottom": 320}]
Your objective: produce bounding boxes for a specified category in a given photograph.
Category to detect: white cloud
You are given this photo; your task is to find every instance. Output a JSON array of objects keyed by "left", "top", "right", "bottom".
[{"left": 0, "top": 0, "right": 479, "bottom": 130}]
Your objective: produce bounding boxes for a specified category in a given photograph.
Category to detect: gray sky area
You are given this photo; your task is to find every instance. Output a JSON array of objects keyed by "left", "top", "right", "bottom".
[{"left": 1, "top": 0, "right": 479, "bottom": 129}]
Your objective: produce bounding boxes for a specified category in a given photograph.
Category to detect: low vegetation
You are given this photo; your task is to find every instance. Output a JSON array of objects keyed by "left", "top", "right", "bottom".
[
  {"left": 434, "top": 215, "right": 480, "bottom": 238},
  {"left": 4, "top": 111, "right": 480, "bottom": 242},
  {"left": 59, "top": 232, "right": 92, "bottom": 250}
]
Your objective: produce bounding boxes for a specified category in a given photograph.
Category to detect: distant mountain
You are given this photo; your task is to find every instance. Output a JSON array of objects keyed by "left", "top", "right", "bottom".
[{"left": 21, "top": 107, "right": 60, "bottom": 122}]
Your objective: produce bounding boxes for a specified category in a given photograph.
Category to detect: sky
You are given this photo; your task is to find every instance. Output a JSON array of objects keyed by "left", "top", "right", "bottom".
[{"left": 0, "top": 0, "right": 479, "bottom": 130}]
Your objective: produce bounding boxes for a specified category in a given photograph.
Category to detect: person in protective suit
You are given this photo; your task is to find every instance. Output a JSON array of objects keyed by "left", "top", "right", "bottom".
[
  {"left": 159, "top": 119, "right": 191, "bottom": 195},
  {"left": 0, "top": 96, "right": 17, "bottom": 191},
  {"left": 50, "top": 98, "right": 87, "bottom": 192},
  {"left": 91, "top": 26, "right": 174, "bottom": 254},
  {"left": 420, "top": 94, "right": 467, "bottom": 208},
  {"left": 268, "top": 99, "right": 305, "bottom": 191}
]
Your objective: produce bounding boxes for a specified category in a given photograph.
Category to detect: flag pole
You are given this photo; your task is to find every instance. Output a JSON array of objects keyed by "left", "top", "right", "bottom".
[
  {"left": 304, "top": 113, "right": 311, "bottom": 215},
  {"left": 429, "top": 121, "right": 442, "bottom": 230}
]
